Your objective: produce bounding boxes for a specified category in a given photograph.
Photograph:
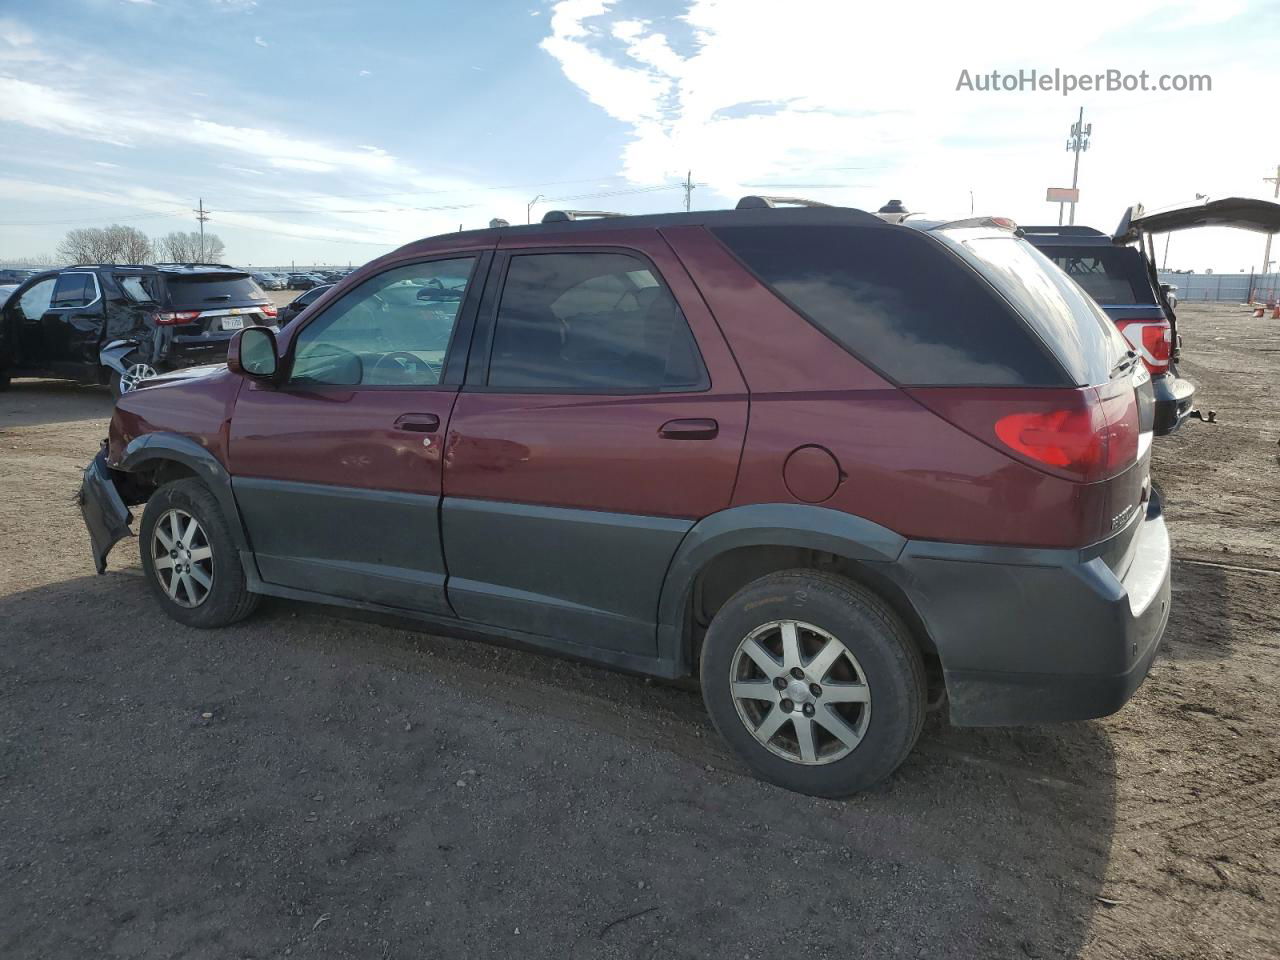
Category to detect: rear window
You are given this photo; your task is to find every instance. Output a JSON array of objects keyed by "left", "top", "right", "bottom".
[
  {"left": 712, "top": 224, "right": 1067, "bottom": 386},
  {"left": 942, "top": 234, "right": 1131, "bottom": 386},
  {"left": 1040, "top": 246, "right": 1155, "bottom": 305},
  {"left": 162, "top": 273, "right": 266, "bottom": 307}
]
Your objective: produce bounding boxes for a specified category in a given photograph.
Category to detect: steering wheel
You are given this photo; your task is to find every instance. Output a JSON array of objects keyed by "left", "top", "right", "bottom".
[{"left": 370, "top": 350, "right": 438, "bottom": 383}]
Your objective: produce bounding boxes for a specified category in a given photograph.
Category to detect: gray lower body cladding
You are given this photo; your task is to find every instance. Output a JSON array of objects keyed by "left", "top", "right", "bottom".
[{"left": 886, "top": 491, "right": 1172, "bottom": 726}]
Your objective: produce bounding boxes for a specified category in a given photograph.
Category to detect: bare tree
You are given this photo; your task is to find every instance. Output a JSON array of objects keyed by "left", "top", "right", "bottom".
[
  {"left": 57, "top": 228, "right": 115, "bottom": 264},
  {"left": 56, "top": 225, "right": 154, "bottom": 264},
  {"left": 153, "top": 231, "right": 225, "bottom": 263},
  {"left": 105, "top": 225, "right": 153, "bottom": 264},
  {"left": 154, "top": 231, "right": 198, "bottom": 263}
]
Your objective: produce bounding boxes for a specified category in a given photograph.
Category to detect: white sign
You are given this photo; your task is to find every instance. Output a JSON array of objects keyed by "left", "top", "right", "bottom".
[{"left": 1047, "top": 187, "right": 1080, "bottom": 203}]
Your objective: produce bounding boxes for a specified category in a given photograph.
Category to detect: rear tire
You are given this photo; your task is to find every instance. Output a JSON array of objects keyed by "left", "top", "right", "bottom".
[
  {"left": 700, "top": 570, "right": 926, "bottom": 797},
  {"left": 139, "top": 478, "right": 259, "bottom": 628}
]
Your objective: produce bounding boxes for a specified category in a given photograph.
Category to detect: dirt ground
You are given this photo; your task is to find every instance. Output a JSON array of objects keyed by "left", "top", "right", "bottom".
[{"left": 0, "top": 302, "right": 1276, "bottom": 959}]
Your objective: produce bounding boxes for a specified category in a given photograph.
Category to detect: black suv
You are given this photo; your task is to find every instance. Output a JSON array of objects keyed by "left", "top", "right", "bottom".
[{"left": 0, "top": 263, "right": 276, "bottom": 397}]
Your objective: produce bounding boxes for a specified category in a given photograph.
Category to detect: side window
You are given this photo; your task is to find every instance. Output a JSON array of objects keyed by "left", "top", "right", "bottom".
[
  {"left": 487, "top": 252, "right": 706, "bottom": 391},
  {"left": 51, "top": 273, "right": 94, "bottom": 309},
  {"left": 17, "top": 278, "right": 55, "bottom": 320},
  {"left": 290, "top": 258, "right": 475, "bottom": 387}
]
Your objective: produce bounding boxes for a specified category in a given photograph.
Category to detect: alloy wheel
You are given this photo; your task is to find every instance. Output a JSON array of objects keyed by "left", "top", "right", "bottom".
[
  {"left": 151, "top": 509, "right": 214, "bottom": 608},
  {"left": 730, "top": 619, "right": 872, "bottom": 765},
  {"left": 119, "top": 363, "right": 158, "bottom": 394}
]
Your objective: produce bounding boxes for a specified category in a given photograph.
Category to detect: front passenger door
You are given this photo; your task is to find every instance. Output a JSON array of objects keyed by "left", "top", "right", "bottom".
[
  {"left": 228, "top": 255, "right": 486, "bottom": 613},
  {"left": 42, "top": 272, "right": 106, "bottom": 377}
]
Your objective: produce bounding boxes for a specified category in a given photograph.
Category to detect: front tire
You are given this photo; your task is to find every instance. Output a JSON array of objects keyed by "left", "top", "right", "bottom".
[
  {"left": 700, "top": 570, "right": 926, "bottom": 797},
  {"left": 139, "top": 479, "right": 259, "bottom": 628}
]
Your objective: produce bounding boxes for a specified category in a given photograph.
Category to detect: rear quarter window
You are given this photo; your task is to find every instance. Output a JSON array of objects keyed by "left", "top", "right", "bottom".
[
  {"left": 941, "top": 233, "right": 1131, "bottom": 386},
  {"left": 711, "top": 224, "right": 1068, "bottom": 386}
]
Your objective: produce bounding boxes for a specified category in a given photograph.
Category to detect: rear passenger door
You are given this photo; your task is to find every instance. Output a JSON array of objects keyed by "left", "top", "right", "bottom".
[
  {"left": 442, "top": 236, "right": 747, "bottom": 657},
  {"left": 42, "top": 272, "right": 106, "bottom": 376}
]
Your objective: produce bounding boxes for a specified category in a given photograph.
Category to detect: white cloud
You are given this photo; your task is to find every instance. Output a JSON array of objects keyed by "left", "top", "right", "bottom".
[
  {"left": 358, "top": 69, "right": 372, "bottom": 77},
  {"left": 0, "top": 76, "right": 398, "bottom": 176},
  {"left": 539, "top": 0, "right": 1274, "bottom": 269},
  {"left": 253, "top": 35, "right": 268, "bottom": 47},
  {"left": 121, "top": 0, "right": 158, "bottom": 6}
]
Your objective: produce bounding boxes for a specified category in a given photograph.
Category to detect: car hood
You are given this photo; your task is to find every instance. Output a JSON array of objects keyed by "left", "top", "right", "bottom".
[
  {"left": 136, "top": 363, "right": 227, "bottom": 389},
  {"left": 1115, "top": 197, "right": 1280, "bottom": 241}
]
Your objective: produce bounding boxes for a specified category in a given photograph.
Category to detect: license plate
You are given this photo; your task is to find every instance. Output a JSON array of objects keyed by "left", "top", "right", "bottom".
[{"left": 221, "top": 317, "right": 245, "bottom": 331}]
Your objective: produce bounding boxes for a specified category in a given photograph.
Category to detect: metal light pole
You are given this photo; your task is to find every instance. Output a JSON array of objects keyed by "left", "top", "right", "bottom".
[
  {"left": 527, "top": 194, "right": 545, "bottom": 224},
  {"left": 1263, "top": 166, "right": 1279, "bottom": 274}
]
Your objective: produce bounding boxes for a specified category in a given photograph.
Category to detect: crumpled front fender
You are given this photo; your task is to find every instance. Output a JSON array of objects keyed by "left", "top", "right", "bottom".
[
  {"left": 99, "top": 340, "right": 141, "bottom": 377},
  {"left": 78, "top": 446, "right": 133, "bottom": 574}
]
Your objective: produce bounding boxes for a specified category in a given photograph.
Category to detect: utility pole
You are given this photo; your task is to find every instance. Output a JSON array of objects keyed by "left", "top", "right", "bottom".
[
  {"left": 682, "top": 170, "right": 696, "bottom": 212},
  {"left": 194, "top": 198, "right": 210, "bottom": 262},
  {"left": 1263, "top": 165, "right": 1280, "bottom": 275},
  {"left": 1064, "top": 107, "right": 1091, "bottom": 226}
]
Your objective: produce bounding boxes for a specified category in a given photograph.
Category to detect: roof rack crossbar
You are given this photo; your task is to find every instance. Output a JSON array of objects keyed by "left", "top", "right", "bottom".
[
  {"left": 735, "top": 195, "right": 832, "bottom": 210},
  {"left": 1018, "top": 225, "right": 1106, "bottom": 237},
  {"left": 540, "top": 209, "right": 627, "bottom": 224}
]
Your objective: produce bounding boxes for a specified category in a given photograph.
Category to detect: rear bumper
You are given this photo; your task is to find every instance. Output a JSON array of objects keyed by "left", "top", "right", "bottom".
[
  {"left": 1153, "top": 372, "right": 1195, "bottom": 435},
  {"left": 890, "top": 492, "right": 1172, "bottom": 726}
]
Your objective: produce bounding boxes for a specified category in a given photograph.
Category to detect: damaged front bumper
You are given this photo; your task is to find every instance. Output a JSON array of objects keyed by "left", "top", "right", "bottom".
[{"left": 78, "top": 446, "right": 133, "bottom": 574}]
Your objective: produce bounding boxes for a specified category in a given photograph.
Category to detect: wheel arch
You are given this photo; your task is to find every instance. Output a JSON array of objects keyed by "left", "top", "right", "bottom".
[
  {"left": 117, "top": 433, "right": 252, "bottom": 557},
  {"left": 656, "top": 504, "right": 938, "bottom": 678}
]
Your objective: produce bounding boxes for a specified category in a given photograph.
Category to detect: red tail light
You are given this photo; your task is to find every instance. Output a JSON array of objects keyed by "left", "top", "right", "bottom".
[
  {"left": 1115, "top": 318, "right": 1171, "bottom": 375},
  {"left": 912, "top": 383, "right": 1139, "bottom": 483},
  {"left": 261, "top": 303, "right": 278, "bottom": 319},
  {"left": 995, "top": 407, "right": 1105, "bottom": 473},
  {"left": 151, "top": 310, "right": 201, "bottom": 325}
]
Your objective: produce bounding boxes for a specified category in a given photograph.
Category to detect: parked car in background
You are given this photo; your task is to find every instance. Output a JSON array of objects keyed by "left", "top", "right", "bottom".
[
  {"left": 1026, "top": 197, "right": 1280, "bottom": 434},
  {"left": 0, "top": 263, "right": 276, "bottom": 396},
  {"left": 1024, "top": 225, "right": 1196, "bottom": 434},
  {"left": 288, "top": 273, "right": 323, "bottom": 290},
  {"left": 81, "top": 200, "right": 1170, "bottom": 797},
  {"left": 0, "top": 269, "right": 39, "bottom": 285},
  {"left": 252, "top": 271, "right": 287, "bottom": 291},
  {"left": 0, "top": 284, "right": 18, "bottom": 308},
  {"left": 277, "top": 283, "right": 332, "bottom": 325}
]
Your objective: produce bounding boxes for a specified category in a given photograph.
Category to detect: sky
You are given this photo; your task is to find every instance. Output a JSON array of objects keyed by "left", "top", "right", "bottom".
[{"left": 1, "top": 0, "right": 1278, "bottom": 271}]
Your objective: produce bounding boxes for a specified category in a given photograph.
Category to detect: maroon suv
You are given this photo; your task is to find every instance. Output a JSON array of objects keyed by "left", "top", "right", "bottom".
[{"left": 80, "top": 202, "right": 1171, "bottom": 796}]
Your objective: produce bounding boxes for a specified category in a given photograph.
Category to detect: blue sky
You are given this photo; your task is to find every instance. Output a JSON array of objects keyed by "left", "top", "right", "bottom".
[{"left": 1, "top": 0, "right": 1278, "bottom": 270}]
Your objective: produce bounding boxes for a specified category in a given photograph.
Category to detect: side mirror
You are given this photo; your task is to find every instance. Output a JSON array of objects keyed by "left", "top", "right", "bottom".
[
  {"left": 1159, "top": 283, "right": 1174, "bottom": 294},
  {"left": 228, "top": 326, "right": 279, "bottom": 380}
]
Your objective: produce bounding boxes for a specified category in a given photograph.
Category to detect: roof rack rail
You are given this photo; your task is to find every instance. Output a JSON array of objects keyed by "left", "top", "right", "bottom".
[
  {"left": 735, "top": 195, "right": 832, "bottom": 210},
  {"left": 1018, "top": 225, "right": 1106, "bottom": 237},
  {"left": 152, "top": 261, "right": 239, "bottom": 270},
  {"left": 540, "top": 209, "right": 626, "bottom": 224}
]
